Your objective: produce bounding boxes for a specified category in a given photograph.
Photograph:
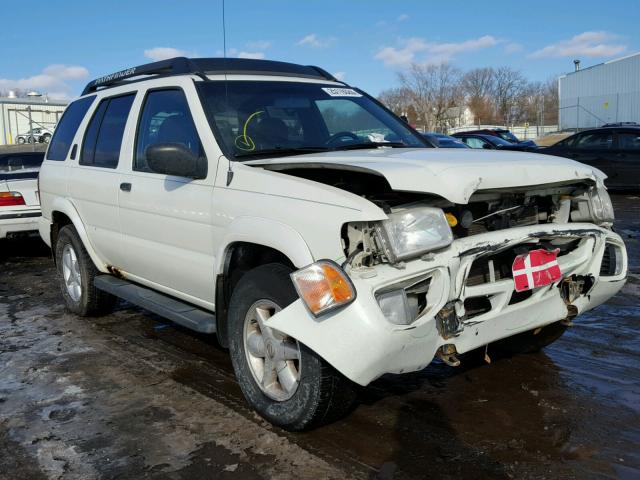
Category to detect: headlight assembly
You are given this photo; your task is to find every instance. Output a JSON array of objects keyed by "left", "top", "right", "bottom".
[
  {"left": 588, "top": 184, "right": 615, "bottom": 224},
  {"left": 374, "top": 206, "right": 453, "bottom": 263}
]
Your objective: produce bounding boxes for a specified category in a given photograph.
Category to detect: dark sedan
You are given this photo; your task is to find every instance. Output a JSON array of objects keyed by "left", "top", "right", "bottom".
[
  {"left": 451, "top": 133, "right": 538, "bottom": 151},
  {"left": 421, "top": 132, "right": 469, "bottom": 148},
  {"left": 540, "top": 126, "right": 640, "bottom": 190}
]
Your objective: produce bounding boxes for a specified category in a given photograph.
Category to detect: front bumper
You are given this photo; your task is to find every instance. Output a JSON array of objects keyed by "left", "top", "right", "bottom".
[
  {"left": 0, "top": 210, "right": 41, "bottom": 239},
  {"left": 267, "top": 223, "right": 627, "bottom": 385}
]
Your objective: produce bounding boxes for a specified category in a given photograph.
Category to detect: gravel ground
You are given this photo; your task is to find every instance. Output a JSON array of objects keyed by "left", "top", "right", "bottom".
[{"left": 0, "top": 195, "right": 638, "bottom": 480}]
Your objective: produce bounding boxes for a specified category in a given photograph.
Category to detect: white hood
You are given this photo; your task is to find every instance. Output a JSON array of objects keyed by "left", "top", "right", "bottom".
[{"left": 247, "top": 148, "right": 603, "bottom": 204}]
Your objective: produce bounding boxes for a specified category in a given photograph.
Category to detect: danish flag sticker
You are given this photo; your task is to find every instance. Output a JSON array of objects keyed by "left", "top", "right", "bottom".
[{"left": 512, "top": 248, "right": 562, "bottom": 292}]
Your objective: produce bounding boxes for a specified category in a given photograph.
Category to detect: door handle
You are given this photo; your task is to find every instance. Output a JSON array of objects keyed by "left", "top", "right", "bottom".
[{"left": 120, "top": 182, "right": 132, "bottom": 192}]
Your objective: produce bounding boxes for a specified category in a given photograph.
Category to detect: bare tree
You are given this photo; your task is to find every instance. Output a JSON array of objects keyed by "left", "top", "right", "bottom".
[
  {"left": 492, "top": 66, "right": 528, "bottom": 125},
  {"left": 398, "top": 63, "right": 462, "bottom": 131},
  {"left": 462, "top": 67, "right": 496, "bottom": 124},
  {"left": 378, "top": 87, "right": 418, "bottom": 123}
]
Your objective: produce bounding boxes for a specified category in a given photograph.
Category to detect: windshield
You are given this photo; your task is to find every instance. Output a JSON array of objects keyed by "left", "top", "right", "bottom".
[
  {"left": 0, "top": 153, "right": 44, "bottom": 180},
  {"left": 197, "top": 81, "right": 428, "bottom": 159}
]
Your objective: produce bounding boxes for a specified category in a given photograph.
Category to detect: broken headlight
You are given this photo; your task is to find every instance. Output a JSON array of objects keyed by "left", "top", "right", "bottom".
[
  {"left": 588, "top": 184, "right": 615, "bottom": 224},
  {"left": 374, "top": 206, "right": 453, "bottom": 263}
]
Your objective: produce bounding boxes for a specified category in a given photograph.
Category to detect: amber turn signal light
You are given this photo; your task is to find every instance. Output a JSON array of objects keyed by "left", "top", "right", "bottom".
[{"left": 290, "top": 260, "right": 356, "bottom": 316}]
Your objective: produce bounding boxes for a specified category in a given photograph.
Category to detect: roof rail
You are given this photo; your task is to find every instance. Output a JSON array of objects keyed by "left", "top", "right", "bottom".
[{"left": 81, "top": 57, "right": 339, "bottom": 95}]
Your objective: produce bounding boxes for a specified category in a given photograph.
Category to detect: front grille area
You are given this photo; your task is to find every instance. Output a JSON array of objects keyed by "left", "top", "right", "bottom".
[{"left": 600, "top": 243, "right": 620, "bottom": 276}]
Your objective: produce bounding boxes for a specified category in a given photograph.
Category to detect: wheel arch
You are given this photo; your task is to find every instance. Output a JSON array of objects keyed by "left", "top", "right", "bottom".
[
  {"left": 214, "top": 217, "right": 314, "bottom": 347},
  {"left": 49, "top": 198, "right": 105, "bottom": 272}
]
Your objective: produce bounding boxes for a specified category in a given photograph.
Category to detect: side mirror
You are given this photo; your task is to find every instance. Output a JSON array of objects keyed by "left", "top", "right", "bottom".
[
  {"left": 146, "top": 143, "right": 206, "bottom": 179},
  {"left": 482, "top": 143, "right": 493, "bottom": 150}
]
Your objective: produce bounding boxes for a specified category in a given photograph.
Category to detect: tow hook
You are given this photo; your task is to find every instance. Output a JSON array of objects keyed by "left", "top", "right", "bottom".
[{"left": 437, "top": 344, "right": 460, "bottom": 367}]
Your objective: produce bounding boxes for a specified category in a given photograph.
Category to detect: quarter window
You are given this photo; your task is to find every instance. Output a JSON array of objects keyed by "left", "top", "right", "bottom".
[
  {"left": 135, "top": 89, "right": 204, "bottom": 172},
  {"left": 47, "top": 96, "right": 95, "bottom": 161},
  {"left": 80, "top": 94, "right": 135, "bottom": 168}
]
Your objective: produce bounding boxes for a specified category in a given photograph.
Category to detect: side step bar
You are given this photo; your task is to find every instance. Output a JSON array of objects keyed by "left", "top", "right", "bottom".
[{"left": 94, "top": 275, "right": 216, "bottom": 334}]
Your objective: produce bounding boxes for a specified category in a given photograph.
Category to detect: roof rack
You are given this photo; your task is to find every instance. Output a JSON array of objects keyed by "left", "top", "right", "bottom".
[{"left": 82, "top": 57, "right": 339, "bottom": 95}]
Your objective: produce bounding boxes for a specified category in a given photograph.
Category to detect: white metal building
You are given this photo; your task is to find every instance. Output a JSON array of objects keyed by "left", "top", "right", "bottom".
[
  {"left": 559, "top": 52, "right": 640, "bottom": 130},
  {"left": 0, "top": 96, "right": 68, "bottom": 145}
]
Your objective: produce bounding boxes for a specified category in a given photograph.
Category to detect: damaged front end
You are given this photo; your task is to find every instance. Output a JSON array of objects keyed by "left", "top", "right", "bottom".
[{"left": 264, "top": 166, "right": 627, "bottom": 386}]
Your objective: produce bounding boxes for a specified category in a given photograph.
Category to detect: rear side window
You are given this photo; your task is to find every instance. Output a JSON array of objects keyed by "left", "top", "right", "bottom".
[
  {"left": 134, "top": 89, "right": 203, "bottom": 172},
  {"left": 618, "top": 132, "right": 640, "bottom": 151},
  {"left": 47, "top": 96, "right": 95, "bottom": 161},
  {"left": 0, "top": 153, "right": 44, "bottom": 180},
  {"left": 80, "top": 94, "right": 135, "bottom": 169}
]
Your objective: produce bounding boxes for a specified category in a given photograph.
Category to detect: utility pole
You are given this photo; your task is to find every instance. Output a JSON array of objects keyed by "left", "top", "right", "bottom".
[{"left": 27, "top": 105, "right": 35, "bottom": 152}]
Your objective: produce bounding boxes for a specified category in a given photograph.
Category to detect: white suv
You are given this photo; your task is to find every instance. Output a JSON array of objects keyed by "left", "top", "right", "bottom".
[{"left": 38, "top": 57, "right": 627, "bottom": 430}]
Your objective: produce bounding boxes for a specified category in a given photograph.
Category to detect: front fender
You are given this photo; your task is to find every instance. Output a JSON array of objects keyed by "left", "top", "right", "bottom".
[{"left": 215, "top": 216, "right": 315, "bottom": 274}]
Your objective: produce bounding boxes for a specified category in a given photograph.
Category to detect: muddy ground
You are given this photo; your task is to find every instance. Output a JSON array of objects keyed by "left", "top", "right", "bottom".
[{"left": 1, "top": 195, "right": 638, "bottom": 480}]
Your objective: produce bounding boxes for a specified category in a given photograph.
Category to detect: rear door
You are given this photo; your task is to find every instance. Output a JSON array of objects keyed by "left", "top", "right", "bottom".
[
  {"left": 612, "top": 129, "right": 640, "bottom": 189},
  {"left": 68, "top": 92, "right": 136, "bottom": 266}
]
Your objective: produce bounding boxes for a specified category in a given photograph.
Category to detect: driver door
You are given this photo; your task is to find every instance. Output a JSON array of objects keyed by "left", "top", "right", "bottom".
[{"left": 117, "top": 87, "right": 216, "bottom": 306}]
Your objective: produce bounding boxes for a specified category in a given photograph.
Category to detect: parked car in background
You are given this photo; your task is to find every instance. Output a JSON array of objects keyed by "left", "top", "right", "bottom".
[
  {"left": 16, "top": 127, "right": 53, "bottom": 144},
  {"left": 540, "top": 126, "right": 640, "bottom": 190},
  {"left": 452, "top": 132, "right": 538, "bottom": 151},
  {"left": 422, "top": 132, "right": 469, "bottom": 148},
  {"left": 458, "top": 128, "right": 537, "bottom": 147},
  {"left": 0, "top": 152, "right": 44, "bottom": 239}
]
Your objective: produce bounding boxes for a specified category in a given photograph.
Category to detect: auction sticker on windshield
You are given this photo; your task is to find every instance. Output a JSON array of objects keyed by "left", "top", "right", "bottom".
[{"left": 322, "top": 87, "right": 362, "bottom": 97}]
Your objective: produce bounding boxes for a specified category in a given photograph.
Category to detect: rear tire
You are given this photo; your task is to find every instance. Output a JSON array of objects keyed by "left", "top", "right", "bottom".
[
  {"left": 228, "top": 263, "right": 356, "bottom": 431},
  {"left": 54, "top": 225, "right": 116, "bottom": 316},
  {"left": 492, "top": 321, "right": 568, "bottom": 354},
  {"left": 17, "top": 137, "right": 25, "bottom": 144}
]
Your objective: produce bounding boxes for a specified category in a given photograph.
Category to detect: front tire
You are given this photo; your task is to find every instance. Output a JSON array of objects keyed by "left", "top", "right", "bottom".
[
  {"left": 228, "top": 263, "right": 355, "bottom": 431},
  {"left": 17, "top": 137, "right": 25, "bottom": 144},
  {"left": 55, "top": 225, "right": 116, "bottom": 316}
]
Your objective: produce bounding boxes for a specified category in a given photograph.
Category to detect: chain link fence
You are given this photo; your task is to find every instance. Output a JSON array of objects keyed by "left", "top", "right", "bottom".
[{"left": 559, "top": 91, "right": 640, "bottom": 131}]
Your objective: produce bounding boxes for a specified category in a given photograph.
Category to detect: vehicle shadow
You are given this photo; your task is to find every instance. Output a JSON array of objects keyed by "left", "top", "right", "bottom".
[
  {"left": 353, "top": 350, "right": 572, "bottom": 479},
  {"left": 0, "top": 237, "right": 50, "bottom": 263}
]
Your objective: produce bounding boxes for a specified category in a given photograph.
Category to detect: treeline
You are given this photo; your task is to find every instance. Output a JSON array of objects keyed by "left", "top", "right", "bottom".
[{"left": 378, "top": 63, "right": 559, "bottom": 131}]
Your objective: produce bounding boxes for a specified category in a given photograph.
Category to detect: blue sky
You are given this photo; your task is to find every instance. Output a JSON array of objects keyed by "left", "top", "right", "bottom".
[{"left": 2, "top": 0, "right": 638, "bottom": 99}]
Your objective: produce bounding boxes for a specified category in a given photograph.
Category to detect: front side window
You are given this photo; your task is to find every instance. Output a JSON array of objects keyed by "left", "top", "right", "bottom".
[
  {"left": 462, "top": 137, "right": 488, "bottom": 149},
  {"left": 135, "top": 89, "right": 203, "bottom": 172},
  {"left": 197, "top": 81, "right": 428, "bottom": 159},
  {"left": 80, "top": 94, "right": 135, "bottom": 168},
  {"left": 47, "top": 96, "right": 95, "bottom": 161},
  {"left": 575, "top": 132, "right": 613, "bottom": 150}
]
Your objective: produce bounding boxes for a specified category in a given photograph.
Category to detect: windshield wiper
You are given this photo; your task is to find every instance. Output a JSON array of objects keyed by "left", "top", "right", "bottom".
[
  {"left": 234, "top": 146, "right": 330, "bottom": 159},
  {"left": 329, "top": 141, "right": 410, "bottom": 151}
]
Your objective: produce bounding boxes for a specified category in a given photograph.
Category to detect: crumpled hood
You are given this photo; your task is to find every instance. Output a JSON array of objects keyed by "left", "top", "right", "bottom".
[{"left": 246, "top": 148, "right": 603, "bottom": 204}]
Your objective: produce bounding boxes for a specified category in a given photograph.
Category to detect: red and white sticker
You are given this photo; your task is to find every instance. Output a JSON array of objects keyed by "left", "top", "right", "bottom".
[{"left": 512, "top": 248, "right": 562, "bottom": 292}]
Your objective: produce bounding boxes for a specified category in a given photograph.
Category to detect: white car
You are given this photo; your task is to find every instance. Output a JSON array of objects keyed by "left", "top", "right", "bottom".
[
  {"left": 38, "top": 57, "right": 627, "bottom": 431},
  {"left": 16, "top": 127, "right": 53, "bottom": 144},
  {"left": 0, "top": 152, "right": 43, "bottom": 239}
]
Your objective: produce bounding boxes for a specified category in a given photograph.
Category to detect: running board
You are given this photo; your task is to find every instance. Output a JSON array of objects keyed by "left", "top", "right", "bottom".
[{"left": 94, "top": 275, "right": 216, "bottom": 334}]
